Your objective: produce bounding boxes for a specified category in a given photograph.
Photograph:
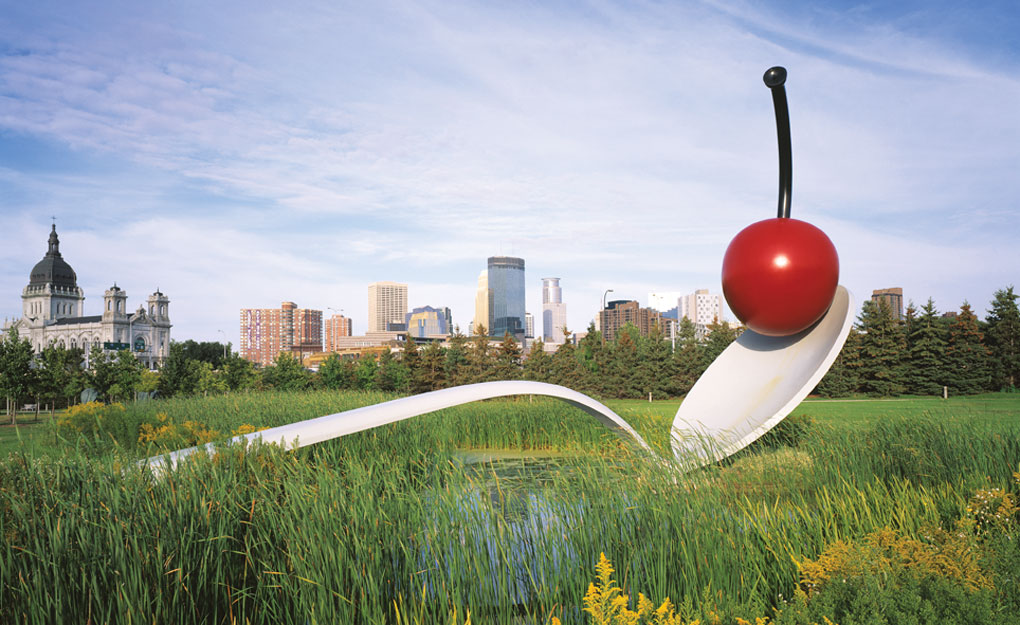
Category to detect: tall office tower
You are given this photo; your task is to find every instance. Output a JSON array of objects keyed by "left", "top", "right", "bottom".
[
  {"left": 648, "top": 291, "right": 683, "bottom": 313},
  {"left": 871, "top": 288, "right": 904, "bottom": 321},
  {"left": 240, "top": 301, "right": 323, "bottom": 367},
  {"left": 406, "top": 305, "right": 452, "bottom": 338},
  {"left": 487, "top": 256, "right": 526, "bottom": 339},
  {"left": 542, "top": 277, "right": 567, "bottom": 344},
  {"left": 680, "top": 289, "right": 724, "bottom": 326},
  {"left": 367, "top": 282, "right": 408, "bottom": 333},
  {"left": 525, "top": 312, "right": 534, "bottom": 339},
  {"left": 324, "top": 313, "right": 353, "bottom": 352},
  {"left": 599, "top": 300, "right": 661, "bottom": 343},
  {"left": 473, "top": 270, "right": 492, "bottom": 335}
]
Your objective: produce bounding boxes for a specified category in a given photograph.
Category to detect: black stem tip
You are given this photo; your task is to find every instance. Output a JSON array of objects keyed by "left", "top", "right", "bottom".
[{"left": 763, "top": 66, "right": 787, "bottom": 89}]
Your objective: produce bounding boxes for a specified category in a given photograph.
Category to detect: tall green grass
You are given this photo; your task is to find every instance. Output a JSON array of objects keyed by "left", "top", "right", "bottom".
[{"left": 1, "top": 391, "right": 1018, "bottom": 623}]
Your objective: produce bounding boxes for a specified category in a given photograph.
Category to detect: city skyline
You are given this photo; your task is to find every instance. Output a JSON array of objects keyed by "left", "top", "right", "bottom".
[{"left": 1, "top": 1, "right": 1017, "bottom": 348}]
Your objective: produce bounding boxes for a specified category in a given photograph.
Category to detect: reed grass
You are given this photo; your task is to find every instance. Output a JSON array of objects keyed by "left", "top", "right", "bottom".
[{"left": 1, "top": 391, "right": 1017, "bottom": 623}]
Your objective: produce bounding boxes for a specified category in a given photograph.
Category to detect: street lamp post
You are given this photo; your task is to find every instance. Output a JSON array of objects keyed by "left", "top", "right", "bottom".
[
  {"left": 601, "top": 289, "right": 614, "bottom": 345},
  {"left": 217, "top": 329, "right": 227, "bottom": 362}
]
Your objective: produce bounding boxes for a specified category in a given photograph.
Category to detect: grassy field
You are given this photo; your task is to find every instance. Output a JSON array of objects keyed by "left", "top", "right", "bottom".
[
  {"left": 610, "top": 392, "right": 1020, "bottom": 429},
  {"left": 4, "top": 392, "right": 1016, "bottom": 458},
  {"left": 1, "top": 391, "right": 1018, "bottom": 624}
]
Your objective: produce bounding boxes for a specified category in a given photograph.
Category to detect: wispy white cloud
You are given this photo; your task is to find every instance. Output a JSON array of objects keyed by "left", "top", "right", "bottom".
[{"left": 1, "top": 0, "right": 1017, "bottom": 342}]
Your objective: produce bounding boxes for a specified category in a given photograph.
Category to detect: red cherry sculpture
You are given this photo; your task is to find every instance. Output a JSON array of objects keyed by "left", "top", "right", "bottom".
[
  {"left": 722, "top": 218, "right": 838, "bottom": 336},
  {"left": 722, "top": 67, "right": 839, "bottom": 336}
]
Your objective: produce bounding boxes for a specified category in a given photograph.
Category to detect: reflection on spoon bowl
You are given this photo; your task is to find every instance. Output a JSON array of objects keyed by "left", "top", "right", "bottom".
[{"left": 671, "top": 285, "right": 854, "bottom": 468}]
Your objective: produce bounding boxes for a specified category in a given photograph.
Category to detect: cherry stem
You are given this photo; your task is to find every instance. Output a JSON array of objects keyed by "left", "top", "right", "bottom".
[{"left": 764, "top": 66, "right": 792, "bottom": 219}]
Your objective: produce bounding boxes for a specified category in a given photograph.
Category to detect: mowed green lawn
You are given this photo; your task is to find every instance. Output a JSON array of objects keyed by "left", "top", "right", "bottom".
[
  {"left": 607, "top": 392, "right": 1020, "bottom": 430},
  {"left": 1, "top": 392, "right": 1017, "bottom": 457},
  {"left": 0, "top": 411, "right": 63, "bottom": 457}
]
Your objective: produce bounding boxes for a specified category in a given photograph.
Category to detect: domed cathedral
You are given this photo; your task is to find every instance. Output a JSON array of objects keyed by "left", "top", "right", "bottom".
[{"left": 3, "top": 225, "right": 172, "bottom": 369}]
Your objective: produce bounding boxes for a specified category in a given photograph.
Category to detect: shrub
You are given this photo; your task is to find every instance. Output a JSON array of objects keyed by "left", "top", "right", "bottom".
[
  {"left": 579, "top": 552, "right": 695, "bottom": 625},
  {"left": 137, "top": 412, "right": 223, "bottom": 449},
  {"left": 780, "top": 527, "right": 998, "bottom": 624},
  {"left": 56, "top": 401, "right": 135, "bottom": 447}
]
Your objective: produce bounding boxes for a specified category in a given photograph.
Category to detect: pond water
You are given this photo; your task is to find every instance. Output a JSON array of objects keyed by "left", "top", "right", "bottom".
[{"left": 413, "top": 451, "right": 584, "bottom": 607}]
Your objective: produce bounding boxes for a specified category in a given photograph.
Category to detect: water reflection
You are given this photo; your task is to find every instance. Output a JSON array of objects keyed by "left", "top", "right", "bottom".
[{"left": 415, "top": 452, "right": 582, "bottom": 608}]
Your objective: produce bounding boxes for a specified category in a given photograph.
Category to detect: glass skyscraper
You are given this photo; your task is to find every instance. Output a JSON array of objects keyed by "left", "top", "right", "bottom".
[{"left": 487, "top": 256, "right": 525, "bottom": 339}]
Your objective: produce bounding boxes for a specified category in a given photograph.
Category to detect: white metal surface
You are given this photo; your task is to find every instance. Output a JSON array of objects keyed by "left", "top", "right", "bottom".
[
  {"left": 670, "top": 285, "right": 854, "bottom": 466},
  {"left": 143, "top": 380, "right": 653, "bottom": 474}
]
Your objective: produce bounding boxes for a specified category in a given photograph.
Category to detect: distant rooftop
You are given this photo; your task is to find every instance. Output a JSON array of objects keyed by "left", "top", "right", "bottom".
[{"left": 53, "top": 315, "right": 101, "bottom": 326}]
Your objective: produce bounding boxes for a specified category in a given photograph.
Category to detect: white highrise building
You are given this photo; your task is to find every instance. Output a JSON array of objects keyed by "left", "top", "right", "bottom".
[
  {"left": 542, "top": 277, "right": 567, "bottom": 344},
  {"left": 367, "top": 281, "right": 407, "bottom": 333},
  {"left": 680, "top": 289, "right": 724, "bottom": 329},
  {"left": 648, "top": 291, "right": 683, "bottom": 313}
]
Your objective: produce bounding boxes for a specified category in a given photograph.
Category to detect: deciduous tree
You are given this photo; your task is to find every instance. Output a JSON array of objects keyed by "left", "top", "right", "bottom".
[
  {"left": 1, "top": 327, "right": 35, "bottom": 422},
  {"left": 157, "top": 342, "right": 199, "bottom": 398},
  {"left": 262, "top": 352, "right": 311, "bottom": 391}
]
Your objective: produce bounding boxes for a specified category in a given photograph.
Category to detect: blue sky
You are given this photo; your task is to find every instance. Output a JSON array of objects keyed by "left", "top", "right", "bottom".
[{"left": 2, "top": 0, "right": 1018, "bottom": 346}]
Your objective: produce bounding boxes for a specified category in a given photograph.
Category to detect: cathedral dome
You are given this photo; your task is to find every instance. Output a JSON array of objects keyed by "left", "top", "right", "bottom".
[{"left": 29, "top": 225, "right": 78, "bottom": 289}]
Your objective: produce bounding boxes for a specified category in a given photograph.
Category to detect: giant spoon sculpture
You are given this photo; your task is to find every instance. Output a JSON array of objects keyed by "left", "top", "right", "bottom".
[{"left": 144, "top": 67, "right": 854, "bottom": 476}]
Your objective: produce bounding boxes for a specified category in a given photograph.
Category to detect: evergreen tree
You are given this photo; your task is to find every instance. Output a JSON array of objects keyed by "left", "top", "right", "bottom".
[
  {"left": 494, "top": 334, "right": 522, "bottom": 380},
  {"left": 944, "top": 302, "right": 991, "bottom": 394},
  {"left": 857, "top": 299, "right": 906, "bottom": 396},
  {"left": 464, "top": 326, "right": 495, "bottom": 384},
  {"left": 444, "top": 328, "right": 469, "bottom": 386},
  {"left": 902, "top": 301, "right": 919, "bottom": 352},
  {"left": 375, "top": 350, "right": 408, "bottom": 392},
  {"left": 985, "top": 286, "right": 1020, "bottom": 390},
  {"left": 522, "top": 339, "right": 552, "bottom": 382},
  {"left": 817, "top": 327, "right": 862, "bottom": 397},
  {"left": 414, "top": 341, "right": 447, "bottom": 392},
  {"left": 607, "top": 326, "right": 643, "bottom": 398},
  {"left": 549, "top": 340, "right": 588, "bottom": 391},
  {"left": 701, "top": 319, "right": 738, "bottom": 370},
  {"left": 671, "top": 317, "right": 703, "bottom": 395},
  {"left": 905, "top": 298, "right": 946, "bottom": 396},
  {"left": 401, "top": 340, "right": 420, "bottom": 384},
  {"left": 638, "top": 323, "right": 673, "bottom": 399},
  {"left": 576, "top": 324, "right": 609, "bottom": 395}
]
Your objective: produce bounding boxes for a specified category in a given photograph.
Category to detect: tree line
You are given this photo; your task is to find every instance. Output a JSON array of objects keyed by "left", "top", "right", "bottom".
[
  {"left": 817, "top": 286, "right": 1019, "bottom": 397},
  {"left": 0, "top": 337, "right": 232, "bottom": 420},
  {"left": 2, "top": 286, "right": 1017, "bottom": 412}
]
